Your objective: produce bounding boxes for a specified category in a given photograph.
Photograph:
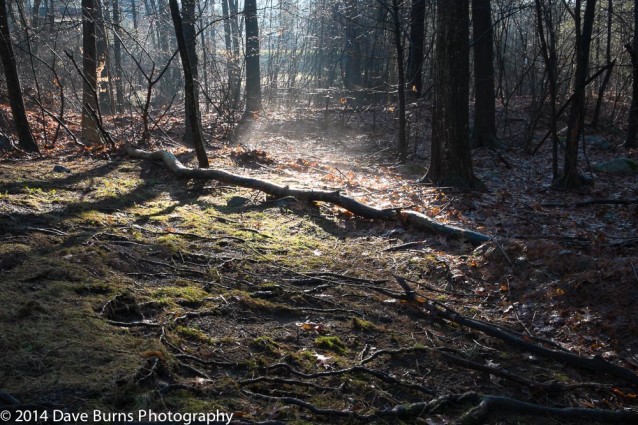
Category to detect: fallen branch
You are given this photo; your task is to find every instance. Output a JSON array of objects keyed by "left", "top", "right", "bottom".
[
  {"left": 459, "top": 394, "right": 638, "bottom": 425},
  {"left": 244, "top": 389, "right": 638, "bottom": 424},
  {"left": 266, "top": 362, "right": 436, "bottom": 395},
  {"left": 392, "top": 278, "right": 638, "bottom": 386},
  {"left": 431, "top": 304, "right": 638, "bottom": 386},
  {"left": 361, "top": 345, "right": 609, "bottom": 392},
  {"left": 542, "top": 198, "right": 638, "bottom": 208},
  {"left": 126, "top": 146, "right": 491, "bottom": 245}
]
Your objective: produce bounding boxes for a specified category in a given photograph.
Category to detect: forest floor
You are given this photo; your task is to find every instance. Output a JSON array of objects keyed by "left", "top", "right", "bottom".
[{"left": 1, "top": 103, "right": 638, "bottom": 424}]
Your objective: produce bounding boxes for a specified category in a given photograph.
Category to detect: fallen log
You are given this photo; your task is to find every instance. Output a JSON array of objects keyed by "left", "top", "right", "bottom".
[
  {"left": 392, "top": 277, "right": 638, "bottom": 387},
  {"left": 126, "top": 146, "right": 491, "bottom": 245}
]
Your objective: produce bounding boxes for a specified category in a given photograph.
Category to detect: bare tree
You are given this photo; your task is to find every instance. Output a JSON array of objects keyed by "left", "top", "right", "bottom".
[
  {"left": 82, "top": 0, "right": 103, "bottom": 145},
  {"left": 553, "top": 0, "right": 597, "bottom": 190},
  {"left": 245, "top": 0, "right": 262, "bottom": 115},
  {"left": 625, "top": 0, "right": 638, "bottom": 148},
  {"left": 182, "top": 0, "right": 198, "bottom": 145},
  {"left": 424, "top": 0, "right": 485, "bottom": 190},
  {"left": 471, "top": 0, "right": 498, "bottom": 148},
  {"left": 535, "top": 0, "right": 560, "bottom": 178},
  {"left": 0, "top": 0, "right": 39, "bottom": 152},
  {"left": 407, "top": 0, "right": 425, "bottom": 98},
  {"left": 168, "top": 0, "right": 209, "bottom": 168}
]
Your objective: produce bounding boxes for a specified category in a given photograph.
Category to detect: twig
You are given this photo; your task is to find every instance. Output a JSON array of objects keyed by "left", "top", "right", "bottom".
[
  {"left": 103, "top": 319, "right": 161, "bottom": 328},
  {"left": 459, "top": 394, "right": 638, "bottom": 425},
  {"left": 132, "top": 224, "right": 246, "bottom": 243},
  {"left": 266, "top": 363, "right": 436, "bottom": 395},
  {"left": 542, "top": 199, "right": 638, "bottom": 208},
  {"left": 175, "top": 353, "right": 236, "bottom": 368},
  {"left": 492, "top": 238, "right": 514, "bottom": 268},
  {"left": 243, "top": 390, "right": 356, "bottom": 418},
  {"left": 383, "top": 241, "right": 426, "bottom": 252},
  {"left": 239, "top": 376, "right": 340, "bottom": 390}
]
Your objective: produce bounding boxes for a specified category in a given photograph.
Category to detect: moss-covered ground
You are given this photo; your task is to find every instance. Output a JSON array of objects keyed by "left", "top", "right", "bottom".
[{"left": 1, "top": 115, "right": 638, "bottom": 424}]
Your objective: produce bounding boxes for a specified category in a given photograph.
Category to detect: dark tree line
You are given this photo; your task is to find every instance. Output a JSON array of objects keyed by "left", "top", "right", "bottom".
[{"left": 0, "top": 0, "right": 636, "bottom": 190}]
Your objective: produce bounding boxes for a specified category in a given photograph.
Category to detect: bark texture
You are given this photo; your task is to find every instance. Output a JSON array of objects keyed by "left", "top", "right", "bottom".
[
  {"left": 425, "top": 0, "right": 484, "bottom": 190},
  {"left": 244, "top": 0, "right": 262, "bottom": 115},
  {"left": 168, "top": 0, "right": 209, "bottom": 168},
  {"left": 81, "top": 0, "right": 102, "bottom": 145},
  {"left": 0, "top": 0, "right": 39, "bottom": 152},
  {"left": 471, "top": 0, "right": 498, "bottom": 148}
]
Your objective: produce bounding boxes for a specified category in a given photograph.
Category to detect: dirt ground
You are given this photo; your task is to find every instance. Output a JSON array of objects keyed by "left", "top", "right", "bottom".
[{"left": 1, "top": 106, "right": 638, "bottom": 424}]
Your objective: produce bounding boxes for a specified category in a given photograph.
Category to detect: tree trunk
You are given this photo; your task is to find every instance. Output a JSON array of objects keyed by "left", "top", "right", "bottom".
[
  {"left": 553, "top": 0, "right": 597, "bottom": 190},
  {"left": 168, "top": 0, "right": 209, "bottom": 168},
  {"left": 197, "top": 0, "right": 211, "bottom": 113},
  {"left": 407, "top": 0, "right": 425, "bottom": 98},
  {"left": 625, "top": 0, "right": 638, "bottom": 148},
  {"left": 534, "top": 0, "right": 560, "bottom": 177},
  {"left": 424, "top": 0, "right": 484, "bottom": 190},
  {"left": 0, "top": 0, "right": 39, "bottom": 153},
  {"left": 31, "top": 0, "right": 41, "bottom": 33},
  {"left": 95, "top": 0, "right": 112, "bottom": 114},
  {"left": 343, "top": 0, "right": 362, "bottom": 93},
  {"left": 113, "top": 0, "right": 125, "bottom": 113},
  {"left": 158, "top": 0, "right": 177, "bottom": 105},
  {"left": 591, "top": 0, "right": 613, "bottom": 129},
  {"left": 229, "top": 0, "right": 242, "bottom": 109},
  {"left": 81, "top": 0, "right": 103, "bottom": 145},
  {"left": 182, "top": 0, "right": 198, "bottom": 145},
  {"left": 244, "top": 0, "right": 262, "bottom": 115},
  {"left": 131, "top": 0, "right": 138, "bottom": 29},
  {"left": 221, "top": 0, "right": 234, "bottom": 108},
  {"left": 471, "top": 0, "right": 498, "bottom": 148},
  {"left": 391, "top": 0, "right": 407, "bottom": 162}
]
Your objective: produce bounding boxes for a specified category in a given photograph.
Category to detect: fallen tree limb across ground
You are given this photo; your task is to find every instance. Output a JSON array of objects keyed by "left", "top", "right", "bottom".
[
  {"left": 244, "top": 390, "right": 638, "bottom": 424},
  {"left": 126, "top": 146, "right": 491, "bottom": 245}
]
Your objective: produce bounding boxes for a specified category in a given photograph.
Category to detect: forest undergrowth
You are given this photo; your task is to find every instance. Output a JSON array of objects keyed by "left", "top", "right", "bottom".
[{"left": 1, "top": 103, "right": 638, "bottom": 424}]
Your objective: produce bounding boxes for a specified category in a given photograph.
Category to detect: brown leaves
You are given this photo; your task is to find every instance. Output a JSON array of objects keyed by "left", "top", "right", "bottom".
[
  {"left": 296, "top": 321, "right": 329, "bottom": 334},
  {"left": 230, "top": 148, "right": 275, "bottom": 168}
]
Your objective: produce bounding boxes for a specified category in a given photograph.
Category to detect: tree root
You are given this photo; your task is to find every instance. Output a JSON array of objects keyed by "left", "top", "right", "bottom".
[
  {"left": 391, "top": 277, "right": 638, "bottom": 387},
  {"left": 458, "top": 394, "right": 638, "bottom": 425},
  {"left": 244, "top": 389, "right": 638, "bottom": 423},
  {"left": 266, "top": 362, "right": 436, "bottom": 395},
  {"left": 125, "top": 146, "right": 491, "bottom": 245}
]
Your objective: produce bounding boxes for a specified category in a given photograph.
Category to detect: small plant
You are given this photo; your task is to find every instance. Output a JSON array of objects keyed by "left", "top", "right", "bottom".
[
  {"left": 351, "top": 317, "right": 375, "bottom": 332},
  {"left": 175, "top": 326, "right": 212, "bottom": 344},
  {"left": 315, "top": 336, "right": 346, "bottom": 354},
  {"left": 250, "top": 336, "right": 279, "bottom": 355}
]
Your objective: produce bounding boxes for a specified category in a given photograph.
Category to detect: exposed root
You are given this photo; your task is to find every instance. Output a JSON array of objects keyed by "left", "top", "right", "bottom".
[{"left": 459, "top": 395, "right": 638, "bottom": 425}]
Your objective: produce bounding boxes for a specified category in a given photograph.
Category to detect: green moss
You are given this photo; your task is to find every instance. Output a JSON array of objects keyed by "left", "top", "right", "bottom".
[
  {"left": 351, "top": 317, "right": 376, "bottom": 332},
  {"left": 315, "top": 336, "right": 347, "bottom": 354},
  {"left": 156, "top": 234, "right": 186, "bottom": 253},
  {"left": 283, "top": 350, "right": 317, "bottom": 370},
  {"left": 94, "top": 177, "right": 141, "bottom": 198},
  {"left": 250, "top": 336, "right": 279, "bottom": 355},
  {"left": 175, "top": 326, "right": 213, "bottom": 344},
  {"left": 151, "top": 285, "right": 208, "bottom": 304}
]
